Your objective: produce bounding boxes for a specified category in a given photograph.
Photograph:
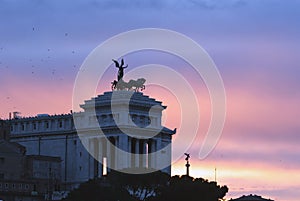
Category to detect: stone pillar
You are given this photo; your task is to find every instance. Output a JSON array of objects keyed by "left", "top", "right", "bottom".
[
  {"left": 106, "top": 138, "right": 111, "bottom": 173},
  {"left": 135, "top": 139, "right": 139, "bottom": 168},
  {"left": 40, "top": 121, "right": 44, "bottom": 131},
  {"left": 29, "top": 122, "right": 33, "bottom": 131},
  {"left": 94, "top": 138, "right": 99, "bottom": 178},
  {"left": 62, "top": 119, "right": 65, "bottom": 129},
  {"left": 98, "top": 138, "right": 103, "bottom": 177},
  {"left": 155, "top": 138, "right": 162, "bottom": 170},
  {"left": 101, "top": 138, "right": 107, "bottom": 175},
  {"left": 89, "top": 138, "right": 95, "bottom": 179},
  {"left": 113, "top": 136, "right": 118, "bottom": 169},
  {"left": 142, "top": 140, "right": 147, "bottom": 168},
  {"left": 117, "top": 135, "right": 128, "bottom": 170},
  {"left": 149, "top": 139, "right": 156, "bottom": 169},
  {"left": 127, "top": 136, "right": 131, "bottom": 169},
  {"left": 23, "top": 123, "right": 27, "bottom": 132},
  {"left": 55, "top": 119, "right": 59, "bottom": 130}
]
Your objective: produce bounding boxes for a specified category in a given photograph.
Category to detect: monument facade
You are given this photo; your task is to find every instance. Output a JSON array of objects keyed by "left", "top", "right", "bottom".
[{"left": 7, "top": 59, "right": 176, "bottom": 190}]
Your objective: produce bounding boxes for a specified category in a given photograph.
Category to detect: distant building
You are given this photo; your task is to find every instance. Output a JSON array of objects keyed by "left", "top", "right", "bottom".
[
  {"left": 25, "top": 155, "right": 62, "bottom": 195},
  {"left": 0, "top": 120, "right": 10, "bottom": 140},
  {"left": 0, "top": 140, "right": 26, "bottom": 180},
  {"left": 230, "top": 194, "right": 274, "bottom": 201},
  {"left": 6, "top": 91, "right": 176, "bottom": 191},
  {"left": 0, "top": 140, "right": 54, "bottom": 201}
]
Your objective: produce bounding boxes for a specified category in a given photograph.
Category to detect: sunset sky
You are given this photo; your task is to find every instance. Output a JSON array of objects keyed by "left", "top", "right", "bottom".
[{"left": 1, "top": 1, "right": 300, "bottom": 200}]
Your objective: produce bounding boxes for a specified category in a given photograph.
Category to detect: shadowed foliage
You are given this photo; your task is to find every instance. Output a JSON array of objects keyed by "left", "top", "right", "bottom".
[
  {"left": 62, "top": 178, "right": 133, "bottom": 201},
  {"left": 63, "top": 169, "right": 228, "bottom": 201},
  {"left": 149, "top": 175, "right": 228, "bottom": 201}
]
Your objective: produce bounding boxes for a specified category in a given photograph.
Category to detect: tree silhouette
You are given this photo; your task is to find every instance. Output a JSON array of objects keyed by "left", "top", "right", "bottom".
[
  {"left": 63, "top": 170, "right": 228, "bottom": 201},
  {"left": 62, "top": 178, "right": 133, "bottom": 201},
  {"left": 107, "top": 169, "right": 170, "bottom": 201},
  {"left": 151, "top": 175, "right": 228, "bottom": 201}
]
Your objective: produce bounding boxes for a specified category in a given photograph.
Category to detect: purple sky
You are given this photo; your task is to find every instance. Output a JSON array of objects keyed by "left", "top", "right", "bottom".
[{"left": 1, "top": 1, "right": 300, "bottom": 200}]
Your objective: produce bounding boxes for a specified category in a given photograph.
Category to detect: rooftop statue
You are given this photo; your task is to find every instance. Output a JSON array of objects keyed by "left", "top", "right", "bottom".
[
  {"left": 111, "top": 58, "right": 146, "bottom": 92},
  {"left": 184, "top": 153, "right": 190, "bottom": 161},
  {"left": 112, "top": 58, "right": 128, "bottom": 81}
]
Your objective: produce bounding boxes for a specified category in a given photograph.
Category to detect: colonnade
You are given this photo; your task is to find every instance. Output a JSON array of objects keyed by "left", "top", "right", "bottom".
[{"left": 88, "top": 136, "right": 160, "bottom": 178}]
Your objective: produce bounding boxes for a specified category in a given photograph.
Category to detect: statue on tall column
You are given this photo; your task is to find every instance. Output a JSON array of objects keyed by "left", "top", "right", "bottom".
[
  {"left": 112, "top": 58, "right": 128, "bottom": 81},
  {"left": 184, "top": 153, "right": 190, "bottom": 176}
]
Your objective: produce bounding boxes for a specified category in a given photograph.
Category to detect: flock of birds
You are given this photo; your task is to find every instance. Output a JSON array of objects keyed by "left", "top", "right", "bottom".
[
  {"left": 0, "top": 28, "right": 79, "bottom": 77},
  {"left": 0, "top": 28, "right": 81, "bottom": 108}
]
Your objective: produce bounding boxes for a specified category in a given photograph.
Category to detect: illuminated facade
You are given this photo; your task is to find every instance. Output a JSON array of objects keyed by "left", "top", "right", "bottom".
[{"left": 8, "top": 91, "right": 175, "bottom": 190}]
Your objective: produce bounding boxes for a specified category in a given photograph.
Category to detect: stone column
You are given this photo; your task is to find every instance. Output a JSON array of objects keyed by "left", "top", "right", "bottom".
[
  {"left": 101, "top": 138, "right": 107, "bottom": 175},
  {"left": 142, "top": 140, "right": 147, "bottom": 168},
  {"left": 89, "top": 138, "right": 95, "bottom": 179},
  {"left": 106, "top": 138, "right": 111, "bottom": 173},
  {"left": 127, "top": 136, "right": 131, "bottom": 169},
  {"left": 155, "top": 138, "right": 162, "bottom": 170},
  {"left": 113, "top": 136, "right": 118, "bottom": 169},
  {"left": 94, "top": 138, "right": 99, "bottom": 178},
  {"left": 98, "top": 138, "right": 103, "bottom": 177},
  {"left": 135, "top": 139, "right": 139, "bottom": 168},
  {"left": 62, "top": 119, "right": 65, "bottom": 129},
  {"left": 117, "top": 135, "right": 128, "bottom": 170},
  {"left": 148, "top": 139, "right": 156, "bottom": 169}
]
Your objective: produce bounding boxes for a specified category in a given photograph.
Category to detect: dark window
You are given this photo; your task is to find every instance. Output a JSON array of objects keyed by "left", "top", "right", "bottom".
[
  {"left": 0, "top": 173, "right": 4, "bottom": 179},
  {"left": 21, "top": 124, "right": 24, "bottom": 131},
  {"left": 73, "top": 140, "right": 77, "bottom": 145},
  {"left": 33, "top": 123, "right": 36, "bottom": 130},
  {"left": 0, "top": 158, "right": 4, "bottom": 164},
  {"left": 59, "top": 121, "right": 62, "bottom": 128},
  {"left": 45, "top": 122, "right": 49, "bottom": 129}
]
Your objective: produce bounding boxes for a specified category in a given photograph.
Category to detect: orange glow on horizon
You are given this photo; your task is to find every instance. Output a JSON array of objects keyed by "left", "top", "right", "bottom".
[{"left": 172, "top": 159, "right": 300, "bottom": 201}]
